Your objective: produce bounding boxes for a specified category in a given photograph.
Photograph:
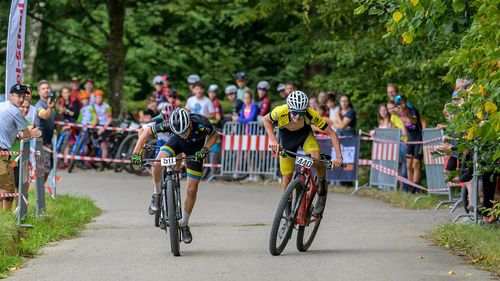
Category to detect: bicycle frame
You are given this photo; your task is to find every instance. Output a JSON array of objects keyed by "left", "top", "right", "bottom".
[{"left": 293, "top": 166, "right": 318, "bottom": 226}]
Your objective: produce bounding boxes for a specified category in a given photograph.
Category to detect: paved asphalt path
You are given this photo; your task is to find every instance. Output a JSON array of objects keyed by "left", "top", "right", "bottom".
[{"left": 7, "top": 170, "right": 495, "bottom": 281}]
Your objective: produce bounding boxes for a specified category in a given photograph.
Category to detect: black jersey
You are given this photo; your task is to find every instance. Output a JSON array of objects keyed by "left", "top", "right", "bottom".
[{"left": 150, "top": 113, "right": 215, "bottom": 143}]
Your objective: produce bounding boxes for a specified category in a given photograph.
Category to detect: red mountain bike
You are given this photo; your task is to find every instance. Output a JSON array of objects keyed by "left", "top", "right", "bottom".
[{"left": 269, "top": 149, "right": 343, "bottom": 256}]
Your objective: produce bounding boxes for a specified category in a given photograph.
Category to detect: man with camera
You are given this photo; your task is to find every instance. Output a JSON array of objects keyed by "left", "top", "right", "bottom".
[{"left": 35, "top": 80, "right": 56, "bottom": 180}]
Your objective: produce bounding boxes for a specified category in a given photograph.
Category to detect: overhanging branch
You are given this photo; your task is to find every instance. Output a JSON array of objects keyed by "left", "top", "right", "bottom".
[
  {"left": 76, "top": 0, "right": 110, "bottom": 40},
  {"left": 27, "top": 11, "right": 106, "bottom": 53}
]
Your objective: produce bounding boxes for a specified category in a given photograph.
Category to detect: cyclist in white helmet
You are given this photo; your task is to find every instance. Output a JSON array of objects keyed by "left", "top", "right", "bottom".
[
  {"left": 263, "top": 90, "right": 343, "bottom": 215},
  {"left": 131, "top": 108, "right": 218, "bottom": 244}
]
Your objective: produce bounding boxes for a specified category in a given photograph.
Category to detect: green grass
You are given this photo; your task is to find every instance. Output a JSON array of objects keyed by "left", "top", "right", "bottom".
[
  {"left": 0, "top": 192, "right": 101, "bottom": 278},
  {"left": 333, "top": 187, "right": 447, "bottom": 210},
  {"left": 429, "top": 223, "right": 500, "bottom": 276}
]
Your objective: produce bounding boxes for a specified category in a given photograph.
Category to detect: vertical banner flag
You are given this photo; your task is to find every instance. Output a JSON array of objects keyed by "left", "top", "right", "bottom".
[{"left": 5, "top": 0, "right": 28, "bottom": 98}]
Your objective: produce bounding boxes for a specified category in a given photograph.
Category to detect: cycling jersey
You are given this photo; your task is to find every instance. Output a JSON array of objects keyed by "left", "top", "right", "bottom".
[
  {"left": 152, "top": 114, "right": 216, "bottom": 180},
  {"left": 270, "top": 105, "right": 328, "bottom": 131},
  {"left": 269, "top": 105, "right": 328, "bottom": 175},
  {"left": 77, "top": 105, "right": 97, "bottom": 125},
  {"left": 94, "top": 103, "right": 112, "bottom": 125},
  {"left": 151, "top": 113, "right": 216, "bottom": 144}
]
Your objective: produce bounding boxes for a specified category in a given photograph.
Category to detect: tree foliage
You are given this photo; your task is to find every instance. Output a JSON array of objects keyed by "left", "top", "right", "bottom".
[
  {"left": 355, "top": 0, "right": 499, "bottom": 173},
  {"left": 1, "top": 0, "right": 487, "bottom": 138}
]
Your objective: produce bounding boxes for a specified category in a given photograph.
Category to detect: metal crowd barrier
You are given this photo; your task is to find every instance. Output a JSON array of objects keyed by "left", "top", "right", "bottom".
[
  {"left": 35, "top": 138, "right": 46, "bottom": 216},
  {"left": 219, "top": 122, "right": 277, "bottom": 180},
  {"left": 17, "top": 139, "right": 30, "bottom": 226},
  {"left": 44, "top": 134, "right": 58, "bottom": 198},
  {"left": 413, "top": 128, "right": 459, "bottom": 209},
  {"left": 353, "top": 128, "right": 400, "bottom": 194}
]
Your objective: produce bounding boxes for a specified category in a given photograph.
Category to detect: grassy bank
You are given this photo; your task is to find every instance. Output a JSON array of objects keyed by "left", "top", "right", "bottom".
[
  {"left": 333, "top": 187, "right": 447, "bottom": 210},
  {"left": 429, "top": 223, "right": 500, "bottom": 276},
  {"left": 0, "top": 193, "right": 101, "bottom": 278}
]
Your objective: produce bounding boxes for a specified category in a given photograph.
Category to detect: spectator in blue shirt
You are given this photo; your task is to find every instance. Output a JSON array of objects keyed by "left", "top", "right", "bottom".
[{"left": 236, "top": 90, "right": 259, "bottom": 123}]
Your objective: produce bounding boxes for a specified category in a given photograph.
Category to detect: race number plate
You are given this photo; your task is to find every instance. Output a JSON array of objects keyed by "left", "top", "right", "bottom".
[
  {"left": 160, "top": 157, "right": 177, "bottom": 167},
  {"left": 295, "top": 156, "right": 313, "bottom": 169}
]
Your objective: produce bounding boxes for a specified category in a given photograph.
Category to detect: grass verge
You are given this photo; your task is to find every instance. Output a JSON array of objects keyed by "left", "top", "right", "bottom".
[
  {"left": 429, "top": 223, "right": 500, "bottom": 276},
  {"left": 332, "top": 187, "right": 447, "bottom": 210},
  {"left": 0, "top": 192, "right": 101, "bottom": 278}
]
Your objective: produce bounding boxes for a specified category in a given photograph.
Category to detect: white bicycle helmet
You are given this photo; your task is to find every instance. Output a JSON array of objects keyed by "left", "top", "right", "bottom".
[
  {"left": 286, "top": 90, "right": 309, "bottom": 111},
  {"left": 158, "top": 102, "right": 174, "bottom": 121},
  {"left": 170, "top": 108, "right": 190, "bottom": 135}
]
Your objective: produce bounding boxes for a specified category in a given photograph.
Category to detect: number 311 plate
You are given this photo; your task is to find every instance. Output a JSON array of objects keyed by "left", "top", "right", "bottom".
[
  {"left": 295, "top": 156, "right": 313, "bottom": 169},
  {"left": 161, "top": 157, "right": 177, "bottom": 167}
]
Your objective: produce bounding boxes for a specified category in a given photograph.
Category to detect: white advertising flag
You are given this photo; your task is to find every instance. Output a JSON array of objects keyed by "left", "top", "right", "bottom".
[{"left": 5, "top": 0, "right": 28, "bottom": 98}]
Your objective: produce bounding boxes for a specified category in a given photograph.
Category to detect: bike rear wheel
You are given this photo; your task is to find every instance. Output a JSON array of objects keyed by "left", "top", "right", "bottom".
[
  {"left": 269, "top": 178, "right": 303, "bottom": 256},
  {"left": 166, "top": 178, "right": 180, "bottom": 256},
  {"left": 296, "top": 191, "right": 323, "bottom": 252}
]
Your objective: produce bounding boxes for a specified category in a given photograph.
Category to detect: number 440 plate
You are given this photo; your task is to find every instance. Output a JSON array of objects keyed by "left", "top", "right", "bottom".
[
  {"left": 295, "top": 156, "right": 313, "bottom": 169},
  {"left": 160, "top": 157, "right": 177, "bottom": 167}
]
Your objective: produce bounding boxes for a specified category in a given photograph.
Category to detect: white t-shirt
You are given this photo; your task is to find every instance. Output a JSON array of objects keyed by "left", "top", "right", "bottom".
[{"left": 185, "top": 96, "right": 214, "bottom": 118}]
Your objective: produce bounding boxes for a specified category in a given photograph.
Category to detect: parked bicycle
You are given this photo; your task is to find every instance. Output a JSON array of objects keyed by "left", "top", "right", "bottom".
[
  {"left": 269, "top": 148, "right": 344, "bottom": 256},
  {"left": 141, "top": 155, "right": 197, "bottom": 256},
  {"left": 67, "top": 128, "right": 105, "bottom": 173}
]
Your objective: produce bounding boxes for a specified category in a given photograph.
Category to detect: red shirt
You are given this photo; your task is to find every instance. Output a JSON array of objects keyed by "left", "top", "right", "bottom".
[
  {"left": 258, "top": 96, "right": 270, "bottom": 116},
  {"left": 212, "top": 98, "right": 222, "bottom": 115}
]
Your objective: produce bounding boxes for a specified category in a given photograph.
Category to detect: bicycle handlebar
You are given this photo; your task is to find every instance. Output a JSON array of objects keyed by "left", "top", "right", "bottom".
[
  {"left": 140, "top": 155, "right": 198, "bottom": 167},
  {"left": 278, "top": 148, "right": 346, "bottom": 168}
]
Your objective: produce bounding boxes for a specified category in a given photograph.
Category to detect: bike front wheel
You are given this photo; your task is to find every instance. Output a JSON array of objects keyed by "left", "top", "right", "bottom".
[
  {"left": 269, "top": 178, "right": 303, "bottom": 256},
  {"left": 296, "top": 191, "right": 323, "bottom": 252},
  {"left": 166, "top": 178, "right": 180, "bottom": 256}
]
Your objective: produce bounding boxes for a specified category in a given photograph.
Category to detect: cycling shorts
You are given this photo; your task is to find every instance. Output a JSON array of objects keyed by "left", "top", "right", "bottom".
[
  {"left": 278, "top": 126, "right": 320, "bottom": 175},
  {"left": 159, "top": 135, "right": 204, "bottom": 180}
]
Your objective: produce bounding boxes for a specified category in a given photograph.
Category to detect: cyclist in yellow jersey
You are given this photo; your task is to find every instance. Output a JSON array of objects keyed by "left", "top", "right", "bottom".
[{"left": 263, "top": 90, "right": 343, "bottom": 214}]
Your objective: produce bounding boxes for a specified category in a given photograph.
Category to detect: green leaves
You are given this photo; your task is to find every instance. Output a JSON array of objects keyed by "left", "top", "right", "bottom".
[{"left": 452, "top": 0, "right": 466, "bottom": 12}]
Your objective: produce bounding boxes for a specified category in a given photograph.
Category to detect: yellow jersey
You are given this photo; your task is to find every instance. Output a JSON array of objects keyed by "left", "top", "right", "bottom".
[{"left": 270, "top": 105, "right": 328, "bottom": 131}]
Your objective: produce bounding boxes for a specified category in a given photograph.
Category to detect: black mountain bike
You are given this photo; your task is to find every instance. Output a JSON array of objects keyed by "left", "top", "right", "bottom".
[{"left": 142, "top": 155, "right": 196, "bottom": 256}]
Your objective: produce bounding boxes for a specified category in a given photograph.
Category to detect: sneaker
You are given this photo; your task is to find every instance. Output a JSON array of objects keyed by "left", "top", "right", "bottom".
[
  {"left": 148, "top": 194, "right": 160, "bottom": 215},
  {"left": 180, "top": 226, "right": 192, "bottom": 244},
  {"left": 313, "top": 194, "right": 327, "bottom": 215}
]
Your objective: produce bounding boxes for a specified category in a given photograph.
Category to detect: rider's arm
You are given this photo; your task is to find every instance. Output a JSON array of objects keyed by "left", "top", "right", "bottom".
[
  {"left": 263, "top": 112, "right": 278, "bottom": 150},
  {"left": 323, "top": 126, "right": 342, "bottom": 162},
  {"left": 132, "top": 126, "right": 153, "bottom": 154}
]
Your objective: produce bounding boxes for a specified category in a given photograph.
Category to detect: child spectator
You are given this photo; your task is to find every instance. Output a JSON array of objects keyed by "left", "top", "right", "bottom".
[
  {"left": 317, "top": 91, "right": 327, "bottom": 105},
  {"left": 77, "top": 91, "right": 97, "bottom": 126},
  {"left": 256, "top": 80, "right": 271, "bottom": 116},
  {"left": 166, "top": 88, "right": 182, "bottom": 108},
  {"left": 186, "top": 74, "right": 200, "bottom": 97},
  {"left": 235, "top": 72, "right": 250, "bottom": 100},
  {"left": 152, "top": 75, "right": 166, "bottom": 104},
  {"left": 225, "top": 85, "right": 244, "bottom": 119},
  {"left": 235, "top": 90, "right": 259, "bottom": 123},
  {"left": 326, "top": 92, "right": 340, "bottom": 124},
  {"left": 207, "top": 84, "right": 222, "bottom": 127},
  {"left": 185, "top": 82, "right": 215, "bottom": 119},
  {"left": 277, "top": 83, "right": 286, "bottom": 100}
]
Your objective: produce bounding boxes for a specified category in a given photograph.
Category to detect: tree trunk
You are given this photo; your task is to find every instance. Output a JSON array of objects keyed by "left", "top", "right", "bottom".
[{"left": 106, "top": 0, "right": 126, "bottom": 118}]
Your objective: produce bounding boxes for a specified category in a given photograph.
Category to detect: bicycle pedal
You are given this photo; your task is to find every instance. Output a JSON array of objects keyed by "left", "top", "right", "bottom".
[{"left": 159, "top": 219, "right": 166, "bottom": 230}]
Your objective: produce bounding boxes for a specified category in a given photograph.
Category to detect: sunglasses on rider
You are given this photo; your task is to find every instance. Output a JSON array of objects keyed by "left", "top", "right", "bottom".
[{"left": 290, "top": 110, "right": 306, "bottom": 117}]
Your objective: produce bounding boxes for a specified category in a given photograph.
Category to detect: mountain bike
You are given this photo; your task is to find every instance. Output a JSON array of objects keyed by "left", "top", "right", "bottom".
[
  {"left": 269, "top": 148, "right": 343, "bottom": 256},
  {"left": 142, "top": 155, "right": 196, "bottom": 257}
]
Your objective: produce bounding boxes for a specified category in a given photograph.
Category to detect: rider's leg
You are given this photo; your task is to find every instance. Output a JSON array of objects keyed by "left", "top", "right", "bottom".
[
  {"left": 152, "top": 151, "right": 169, "bottom": 194},
  {"left": 279, "top": 154, "right": 295, "bottom": 192},
  {"left": 181, "top": 177, "right": 199, "bottom": 226}
]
